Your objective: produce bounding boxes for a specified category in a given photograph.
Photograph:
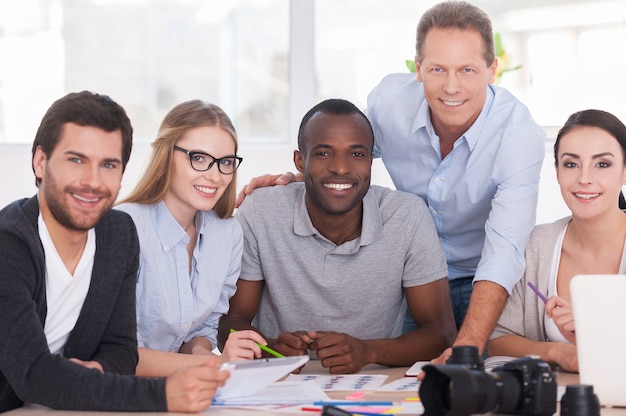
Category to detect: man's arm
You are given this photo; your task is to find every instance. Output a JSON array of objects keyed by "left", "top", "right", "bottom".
[
  {"left": 368, "top": 279, "right": 456, "bottom": 365},
  {"left": 432, "top": 122, "right": 545, "bottom": 363},
  {"left": 427, "top": 280, "right": 508, "bottom": 369},
  {"left": 454, "top": 280, "right": 508, "bottom": 353},
  {"left": 218, "top": 279, "right": 264, "bottom": 347},
  {"left": 310, "top": 278, "right": 456, "bottom": 374}
]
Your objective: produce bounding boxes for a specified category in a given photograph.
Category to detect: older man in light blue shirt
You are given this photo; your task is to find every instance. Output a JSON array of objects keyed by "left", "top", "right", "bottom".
[
  {"left": 366, "top": 2, "right": 545, "bottom": 361},
  {"left": 368, "top": 73, "right": 544, "bottom": 295}
]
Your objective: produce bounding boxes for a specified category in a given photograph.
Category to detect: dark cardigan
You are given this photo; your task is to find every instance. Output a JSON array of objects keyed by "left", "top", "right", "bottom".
[{"left": 0, "top": 196, "right": 167, "bottom": 411}]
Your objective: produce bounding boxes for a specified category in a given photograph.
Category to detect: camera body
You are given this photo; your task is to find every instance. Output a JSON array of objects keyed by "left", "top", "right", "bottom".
[
  {"left": 419, "top": 349, "right": 556, "bottom": 416},
  {"left": 493, "top": 356, "right": 557, "bottom": 415}
]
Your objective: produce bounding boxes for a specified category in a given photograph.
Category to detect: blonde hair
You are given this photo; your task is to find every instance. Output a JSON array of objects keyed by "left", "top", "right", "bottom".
[{"left": 119, "top": 100, "right": 239, "bottom": 218}]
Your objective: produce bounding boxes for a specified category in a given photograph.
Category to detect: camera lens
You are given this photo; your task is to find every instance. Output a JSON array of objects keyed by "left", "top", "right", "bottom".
[
  {"left": 446, "top": 346, "right": 484, "bottom": 370},
  {"left": 420, "top": 356, "right": 556, "bottom": 416},
  {"left": 560, "top": 385, "right": 600, "bottom": 416},
  {"left": 420, "top": 364, "right": 521, "bottom": 416}
]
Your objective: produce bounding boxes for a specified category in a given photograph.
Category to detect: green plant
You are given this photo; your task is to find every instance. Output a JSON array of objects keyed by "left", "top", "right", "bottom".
[{"left": 494, "top": 32, "right": 522, "bottom": 84}]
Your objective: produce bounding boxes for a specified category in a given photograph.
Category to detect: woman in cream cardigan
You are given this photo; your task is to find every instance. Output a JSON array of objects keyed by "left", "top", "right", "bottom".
[{"left": 488, "top": 109, "right": 626, "bottom": 372}]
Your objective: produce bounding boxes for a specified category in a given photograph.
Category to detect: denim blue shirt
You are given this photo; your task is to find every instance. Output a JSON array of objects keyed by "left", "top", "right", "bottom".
[
  {"left": 366, "top": 73, "right": 545, "bottom": 293},
  {"left": 116, "top": 201, "right": 242, "bottom": 350}
]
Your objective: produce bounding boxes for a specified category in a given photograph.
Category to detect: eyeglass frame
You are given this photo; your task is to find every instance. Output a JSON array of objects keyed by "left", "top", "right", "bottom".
[{"left": 173, "top": 145, "right": 243, "bottom": 175}]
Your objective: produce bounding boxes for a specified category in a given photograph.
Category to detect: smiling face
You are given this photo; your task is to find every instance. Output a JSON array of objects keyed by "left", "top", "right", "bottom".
[
  {"left": 294, "top": 112, "right": 373, "bottom": 221},
  {"left": 164, "top": 125, "right": 235, "bottom": 221},
  {"left": 556, "top": 126, "right": 626, "bottom": 219},
  {"left": 415, "top": 27, "right": 496, "bottom": 140},
  {"left": 33, "top": 122, "right": 124, "bottom": 232}
]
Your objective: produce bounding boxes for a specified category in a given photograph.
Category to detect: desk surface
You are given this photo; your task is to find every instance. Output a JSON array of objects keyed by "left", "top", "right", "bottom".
[{"left": 6, "top": 361, "right": 626, "bottom": 415}]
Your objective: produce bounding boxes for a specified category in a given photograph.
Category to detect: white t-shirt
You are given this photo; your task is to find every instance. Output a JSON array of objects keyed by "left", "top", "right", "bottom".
[
  {"left": 544, "top": 224, "right": 571, "bottom": 344},
  {"left": 39, "top": 213, "right": 95, "bottom": 355}
]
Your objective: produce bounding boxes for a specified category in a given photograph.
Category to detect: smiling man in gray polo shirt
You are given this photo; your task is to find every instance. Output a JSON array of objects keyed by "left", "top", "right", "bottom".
[{"left": 219, "top": 99, "right": 456, "bottom": 374}]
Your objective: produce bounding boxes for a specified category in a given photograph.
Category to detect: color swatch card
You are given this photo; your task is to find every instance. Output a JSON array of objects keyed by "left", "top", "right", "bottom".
[
  {"left": 285, "top": 374, "right": 388, "bottom": 391},
  {"left": 376, "top": 377, "right": 419, "bottom": 392}
]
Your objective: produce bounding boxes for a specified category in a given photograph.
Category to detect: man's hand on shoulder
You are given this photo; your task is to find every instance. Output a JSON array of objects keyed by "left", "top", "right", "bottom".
[{"left": 235, "top": 172, "right": 302, "bottom": 207}]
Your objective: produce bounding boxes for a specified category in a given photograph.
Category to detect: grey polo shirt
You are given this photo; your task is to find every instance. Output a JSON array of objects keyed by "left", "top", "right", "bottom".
[{"left": 235, "top": 183, "right": 447, "bottom": 340}]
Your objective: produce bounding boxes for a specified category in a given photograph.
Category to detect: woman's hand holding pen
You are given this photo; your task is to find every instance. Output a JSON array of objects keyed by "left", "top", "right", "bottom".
[
  {"left": 545, "top": 295, "right": 577, "bottom": 345},
  {"left": 528, "top": 282, "right": 577, "bottom": 345},
  {"left": 221, "top": 329, "right": 266, "bottom": 361}
]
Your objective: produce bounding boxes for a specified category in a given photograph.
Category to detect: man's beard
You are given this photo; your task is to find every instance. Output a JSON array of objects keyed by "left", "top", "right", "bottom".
[{"left": 42, "top": 169, "right": 114, "bottom": 232}]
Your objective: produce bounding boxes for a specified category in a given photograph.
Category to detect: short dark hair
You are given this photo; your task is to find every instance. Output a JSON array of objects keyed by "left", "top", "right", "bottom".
[
  {"left": 416, "top": 1, "right": 494, "bottom": 66},
  {"left": 554, "top": 109, "right": 626, "bottom": 209},
  {"left": 297, "top": 98, "right": 373, "bottom": 153},
  {"left": 31, "top": 91, "right": 133, "bottom": 187}
]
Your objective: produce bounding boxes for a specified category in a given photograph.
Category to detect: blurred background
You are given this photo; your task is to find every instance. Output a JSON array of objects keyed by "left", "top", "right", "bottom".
[{"left": 2, "top": 0, "right": 625, "bottom": 223}]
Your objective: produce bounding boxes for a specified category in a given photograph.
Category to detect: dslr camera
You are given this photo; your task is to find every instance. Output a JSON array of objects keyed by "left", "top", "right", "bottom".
[{"left": 419, "top": 346, "right": 557, "bottom": 416}]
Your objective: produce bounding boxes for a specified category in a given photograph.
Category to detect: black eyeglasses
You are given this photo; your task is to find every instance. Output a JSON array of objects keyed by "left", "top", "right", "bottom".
[{"left": 174, "top": 145, "right": 242, "bottom": 175}]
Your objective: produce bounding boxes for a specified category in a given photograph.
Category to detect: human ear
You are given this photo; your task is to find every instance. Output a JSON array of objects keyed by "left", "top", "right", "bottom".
[
  {"left": 293, "top": 149, "right": 305, "bottom": 174},
  {"left": 33, "top": 146, "right": 47, "bottom": 181},
  {"left": 415, "top": 57, "right": 423, "bottom": 82},
  {"left": 488, "top": 58, "right": 498, "bottom": 84}
]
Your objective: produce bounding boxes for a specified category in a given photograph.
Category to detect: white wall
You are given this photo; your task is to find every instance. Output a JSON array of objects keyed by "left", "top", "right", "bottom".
[{"left": 0, "top": 140, "right": 568, "bottom": 224}]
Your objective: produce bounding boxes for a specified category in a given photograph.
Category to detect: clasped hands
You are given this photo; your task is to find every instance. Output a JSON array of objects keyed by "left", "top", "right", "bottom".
[{"left": 273, "top": 330, "right": 370, "bottom": 374}]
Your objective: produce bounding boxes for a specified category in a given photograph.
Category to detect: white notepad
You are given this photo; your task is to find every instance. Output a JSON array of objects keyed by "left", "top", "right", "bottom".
[{"left": 213, "top": 355, "right": 309, "bottom": 403}]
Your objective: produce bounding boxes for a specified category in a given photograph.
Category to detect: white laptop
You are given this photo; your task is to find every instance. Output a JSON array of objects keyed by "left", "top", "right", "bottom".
[{"left": 570, "top": 274, "right": 626, "bottom": 407}]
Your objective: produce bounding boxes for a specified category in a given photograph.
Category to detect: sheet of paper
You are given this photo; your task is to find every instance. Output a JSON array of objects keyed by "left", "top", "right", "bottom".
[
  {"left": 285, "top": 373, "right": 388, "bottom": 391},
  {"left": 376, "top": 376, "right": 420, "bottom": 392},
  {"left": 404, "top": 360, "right": 429, "bottom": 376},
  {"left": 484, "top": 355, "right": 516, "bottom": 371},
  {"left": 211, "top": 380, "right": 330, "bottom": 406},
  {"left": 214, "top": 355, "right": 309, "bottom": 402}
]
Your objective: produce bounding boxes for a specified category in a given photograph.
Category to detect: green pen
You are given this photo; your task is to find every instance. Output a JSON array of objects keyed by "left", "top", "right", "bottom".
[{"left": 229, "top": 328, "right": 285, "bottom": 358}]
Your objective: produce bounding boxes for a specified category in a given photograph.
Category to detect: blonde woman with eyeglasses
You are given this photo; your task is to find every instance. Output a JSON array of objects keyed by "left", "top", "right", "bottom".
[{"left": 117, "top": 100, "right": 265, "bottom": 377}]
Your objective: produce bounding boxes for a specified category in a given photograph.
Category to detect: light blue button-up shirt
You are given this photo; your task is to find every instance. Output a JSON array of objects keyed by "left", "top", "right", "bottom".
[
  {"left": 366, "top": 73, "right": 545, "bottom": 293},
  {"left": 116, "top": 201, "right": 242, "bottom": 350}
]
